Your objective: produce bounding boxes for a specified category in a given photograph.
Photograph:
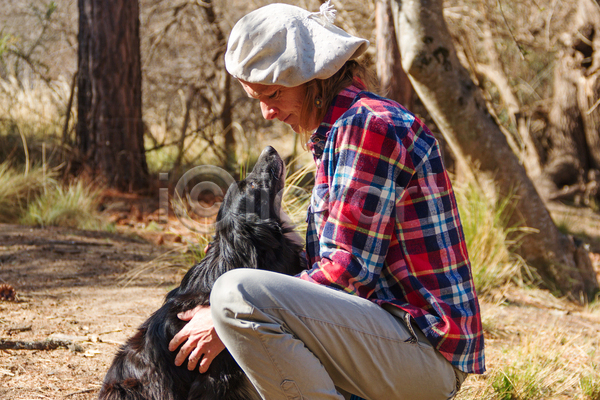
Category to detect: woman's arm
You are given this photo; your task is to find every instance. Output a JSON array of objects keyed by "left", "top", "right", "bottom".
[{"left": 299, "top": 112, "right": 410, "bottom": 297}]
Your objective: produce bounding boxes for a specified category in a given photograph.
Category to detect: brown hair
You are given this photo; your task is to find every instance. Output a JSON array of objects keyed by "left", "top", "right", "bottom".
[{"left": 298, "top": 60, "right": 374, "bottom": 144}]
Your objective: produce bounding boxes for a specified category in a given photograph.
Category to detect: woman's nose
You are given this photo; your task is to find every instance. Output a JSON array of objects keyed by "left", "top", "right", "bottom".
[{"left": 260, "top": 101, "right": 278, "bottom": 120}]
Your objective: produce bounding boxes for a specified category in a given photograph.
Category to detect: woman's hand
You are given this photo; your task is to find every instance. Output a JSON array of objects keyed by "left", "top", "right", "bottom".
[{"left": 168, "top": 305, "right": 225, "bottom": 373}]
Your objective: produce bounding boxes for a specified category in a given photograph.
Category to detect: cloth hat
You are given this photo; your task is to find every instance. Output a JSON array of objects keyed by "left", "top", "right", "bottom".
[{"left": 225, "top": 1, "right": 369, "bottom": 87}]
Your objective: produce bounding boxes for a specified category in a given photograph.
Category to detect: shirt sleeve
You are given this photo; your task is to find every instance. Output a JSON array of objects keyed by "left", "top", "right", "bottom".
[{"left": 298, "top": 112, "right": 412, "bottom": 298}]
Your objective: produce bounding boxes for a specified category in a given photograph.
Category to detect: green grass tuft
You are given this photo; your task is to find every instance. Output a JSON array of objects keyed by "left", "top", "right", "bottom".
[
  {"left": 19, "top": 179, "right": 106, "bottom": 230},
  {"left": 0, "top": 161, "right": 108, "bottom": 230},
  {"left": 491, "top": 365, "right": 547, "bottom": 400},
  {"left": 580, "top": 374, "right": 600, "bottom": 400}
]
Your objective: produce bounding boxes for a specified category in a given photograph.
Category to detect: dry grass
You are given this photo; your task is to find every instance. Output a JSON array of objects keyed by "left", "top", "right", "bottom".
[
  {"left": 0, "top": 163, "right": 49, "bottom": 223},
  {"left": 458, "top": 294, "right": 600, "bottom": 400},
  {"left": 0, "top": 76, "right": 71, "bottom": 140},
  {"left": 19, "top": 179, "right": 106, "bottom": 230},
  {"left": 281, "top": 158, "right": 315, "bottom": 239},
  {"left": 454, "top": 180, "right": 535, "bottom": 300},
  {"left": 0, "top": 160, "right": 106, "bottom": 230}
]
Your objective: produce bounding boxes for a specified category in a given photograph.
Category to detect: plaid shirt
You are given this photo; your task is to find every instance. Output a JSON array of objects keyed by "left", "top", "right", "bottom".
[{"left": 298, "top": 81, "right": 485, "bottom": 374}]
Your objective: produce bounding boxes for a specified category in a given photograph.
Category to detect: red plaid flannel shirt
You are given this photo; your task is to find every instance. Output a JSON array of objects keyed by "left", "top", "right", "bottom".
[{"left": 298, "top": 81, "right": 485, "bottom": 374}]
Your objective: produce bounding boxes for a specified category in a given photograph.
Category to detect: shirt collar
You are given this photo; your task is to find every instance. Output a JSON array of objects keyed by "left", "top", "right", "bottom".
[{"left": 307, "top": 78, "right": 366, "bottom": 160}]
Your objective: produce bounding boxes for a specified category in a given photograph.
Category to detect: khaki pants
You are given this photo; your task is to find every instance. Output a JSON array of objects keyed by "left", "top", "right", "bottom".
[{"left": 210, "top": 269, "right": 466, "bottom": 400}]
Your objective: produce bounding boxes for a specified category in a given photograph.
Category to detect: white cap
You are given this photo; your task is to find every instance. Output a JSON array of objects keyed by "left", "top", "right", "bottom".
[{"left": 225, "top": 2, "right": 369, "bottom": 87}]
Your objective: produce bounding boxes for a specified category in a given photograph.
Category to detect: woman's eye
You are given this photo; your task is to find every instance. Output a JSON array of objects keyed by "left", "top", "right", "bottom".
[{"left": 268, "top": 90, "right": 280, "bottom": 99}]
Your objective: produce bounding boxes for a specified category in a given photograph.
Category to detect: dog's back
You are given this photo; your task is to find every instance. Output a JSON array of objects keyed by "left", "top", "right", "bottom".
[{"left": 98, "top": 301, "right": 188, "bottom": 400}]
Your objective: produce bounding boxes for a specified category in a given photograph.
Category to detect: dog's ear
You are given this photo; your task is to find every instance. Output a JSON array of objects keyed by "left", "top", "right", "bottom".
[{"left": 212, "top": 214, "right": 259, "bottom": 270}]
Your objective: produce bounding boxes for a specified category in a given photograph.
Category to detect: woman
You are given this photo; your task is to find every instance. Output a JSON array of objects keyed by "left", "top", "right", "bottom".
[{"left": 169, "top": 2, "right": 485, "bottom": 399}]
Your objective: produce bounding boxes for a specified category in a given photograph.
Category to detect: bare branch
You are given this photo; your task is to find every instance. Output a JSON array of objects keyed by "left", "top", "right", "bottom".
[{"left": 497, "top": 0, "right": 526, "bottom": 60}]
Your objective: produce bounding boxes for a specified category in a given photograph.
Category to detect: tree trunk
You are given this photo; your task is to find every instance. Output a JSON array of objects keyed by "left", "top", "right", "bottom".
[
  {"left": 391, "top": 0, "right": 599, "bottom": 299},
  {"left": 542, "top": 0, "right": 600, "bottom": 203},
  {"left": 474, "top": 21, "right": 543, "bottom": 184},
  {"left": 376, "top": 0, "right": 413, "bottom": 110},
  {"left": 220, "top": 69, "right": 234, "bottom": 171},
  {"left": 201, "top": 0, "right": 235, "bottom": 172},
  {"left": 77, "top": 0, "right": 148, "bottom": 192},
  {"left": 544, "top": 41, "right": 589, "bottom": 191}
]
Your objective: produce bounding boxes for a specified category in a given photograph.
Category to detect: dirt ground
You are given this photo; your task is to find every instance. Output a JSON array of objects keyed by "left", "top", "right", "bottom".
[
  {"left": 0, "top": 223, "right": 183, "bottom": 400},
  {"left": 1, "top": 210, "right": 600, "bottom": 399}
]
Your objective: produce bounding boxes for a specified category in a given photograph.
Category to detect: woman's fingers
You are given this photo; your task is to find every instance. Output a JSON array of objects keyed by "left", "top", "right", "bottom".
[
  {"left": 173, "top": 329, "right": 197, "bottom": 366},
  {"left": 168, "top": 305, "right": 225, "bottom": 372},
  {"left": 177, "top": 304, "right": 203, "bottom": 321},
  {"left": 197, "top": 335, "right": 227, "bottom": 373},
  {"left": 187, "top": 346, "right": 203, "bottom": 371},
  {"left": 199, "top": 343, "right": 224, "bottom": 373},
  {"left": 169, "top": 305, "right": 205, "bottom": 353},
  {"left": 175, "top": 344, "right": 192, "bottom": 367},
  {"left": 168, "top": 324, "right": 189, "bottom": 353}
]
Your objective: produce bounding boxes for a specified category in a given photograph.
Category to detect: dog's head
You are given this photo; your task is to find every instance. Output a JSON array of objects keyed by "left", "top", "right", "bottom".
[
  {"left": 178, "top": 147, "right": 306, "bottom": 295},
  {"left": 213, "top": 146, "right": 305, "bottom": 274},
  {"left": 218, "top": 145, "right": 286, "bottom": 223}
]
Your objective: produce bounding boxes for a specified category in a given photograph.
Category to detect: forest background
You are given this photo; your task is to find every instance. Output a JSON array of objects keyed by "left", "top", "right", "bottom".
[{"left": 1, "top": 0, "right": 600, "bottom": 399}]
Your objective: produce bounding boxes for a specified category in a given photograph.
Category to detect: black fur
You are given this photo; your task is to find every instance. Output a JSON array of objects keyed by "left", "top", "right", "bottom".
[{"left": 99, "top": 146, "right": 307, "bottom": 400}]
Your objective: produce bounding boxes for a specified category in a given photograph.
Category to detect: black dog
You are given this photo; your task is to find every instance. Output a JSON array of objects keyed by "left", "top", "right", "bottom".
[{"left": 99, "top": 146, "right": 307, "bottom": 400}]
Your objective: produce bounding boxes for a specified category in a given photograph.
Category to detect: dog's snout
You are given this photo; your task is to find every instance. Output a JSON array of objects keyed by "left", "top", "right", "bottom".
[{"left": 261, "top": 146, "right": 277, "bottom": 157}]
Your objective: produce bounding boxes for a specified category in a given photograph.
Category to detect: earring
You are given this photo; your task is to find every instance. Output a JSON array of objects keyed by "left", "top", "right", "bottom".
[{"left": 314, "top": 97, "right": 323, "bottom": 108}]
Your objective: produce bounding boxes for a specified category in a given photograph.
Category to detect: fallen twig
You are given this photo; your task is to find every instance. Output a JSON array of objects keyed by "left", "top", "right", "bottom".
[
  {"left": 6, "top": 325, "right": 32, "bottom": 334},
  {"left": 97, "top": 329, "right": 122, "bottom": 335},
  {"left": 28, "top": 239, "right": 114, "bottom": 247},
  {"left": 64, "top": 387, "right": 98, "bottom": 397},
  {"left": 98, "top": 338, "right": 124, "bottom": 346},
  {"left": 0, "top": 338, "right": 73, "bottom": 351}
]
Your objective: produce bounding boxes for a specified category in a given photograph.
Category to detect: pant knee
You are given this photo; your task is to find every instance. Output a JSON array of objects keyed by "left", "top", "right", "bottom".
[
  {"left": 210, "top": 269, "right": 242, "bottom": 311},
  {"left": 210, "top": 269, "right": 296, "bottom": 331},
  {"left": 209, "top": 269, "right": 264, "bottom": 326}
]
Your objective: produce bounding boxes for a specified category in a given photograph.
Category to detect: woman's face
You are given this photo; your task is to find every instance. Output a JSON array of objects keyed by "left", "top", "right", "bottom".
[{"left": 239, "top": 80, "right": 313, "bottom": 133}]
